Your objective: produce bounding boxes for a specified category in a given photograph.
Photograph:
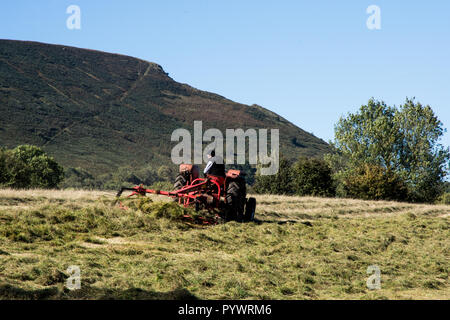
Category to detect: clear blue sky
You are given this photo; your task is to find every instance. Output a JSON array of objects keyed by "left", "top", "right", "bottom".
[{"left": 1, "top": 0, "right": 449, "bottom": 148}]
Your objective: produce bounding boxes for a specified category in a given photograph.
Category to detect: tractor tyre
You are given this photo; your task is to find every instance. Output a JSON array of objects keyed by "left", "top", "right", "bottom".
[
  {"left": 173, "top": 174, "right": 187, "bottom": 191},
  {"left": 173, "top": 174, "right": 188, "bottom": 203},
  {"left": 244, "top": 197, "right": 256, "bottom": 222},
  {"left": 225, "top": 178, "right": 246, "bottom": 221}
]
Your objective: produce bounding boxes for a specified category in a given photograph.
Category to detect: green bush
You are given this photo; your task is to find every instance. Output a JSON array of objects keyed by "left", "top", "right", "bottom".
[
  {"left": 343, "top": 164, "right": 408, "bottom": 201},
  {"left": 253, "top": 157, "right": 336, "bottom": 196},
  {"left": 93, "top": 163, "right": 180, "bottom": 191},
  {"left": 150, "top": 181, "right": 173, "bottom": 191},
  {"left": 445, "top": 182, "right": 450, "bottom": 193},
  {"left": 157, "top": 165, "right": 172, "bottom": 181},
  {"left": 60, "top": 167, "right": 99, "bottom": 189},
  {"left": 291, "top": 157, "right": 335, "bottom": 197},
  {"left": 436, "top": 193, "right": 450, "bottom": 205},
  {"left": 0, "top": 148, "right": 8, "bottom": 185},
  {"left": 253, "top": 158, "right": 294, "bottom": 195},
  {"left": 1, "top": 145, "right": 64, "bottom": 189}
]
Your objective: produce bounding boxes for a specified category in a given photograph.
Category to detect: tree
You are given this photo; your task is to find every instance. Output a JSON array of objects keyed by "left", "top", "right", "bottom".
[
  {"left": 395, "top": 99, "right": 450, "bottom": 202},
  {"left": 61, "top": 167, "right": 99, "bottom": 189},
  {"left": 0, "top": 148, "right": 8, "bottom": 185},
  {"left": 327, "top": 98, "right": 449, "bottom": 202},
  {"left": 2, "top": 145, "right": 64, "bottom": 189},
  {"left": 291, "top": 157, "right": 335, "bottom": 197},
  {"left": 157, "top": 165, "right": 172, "bottom": 181},
  {"left": 253, "top": 158, "right": 294, "bottom": 195}
]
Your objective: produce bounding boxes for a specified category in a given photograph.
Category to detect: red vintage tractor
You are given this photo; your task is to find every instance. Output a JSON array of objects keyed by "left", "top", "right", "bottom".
[{"left": 116, "top": 164, "right": 256, "bottom": 223}]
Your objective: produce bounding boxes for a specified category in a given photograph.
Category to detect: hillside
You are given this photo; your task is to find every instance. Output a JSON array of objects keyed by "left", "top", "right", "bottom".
[
  {"left": 0, "top": 189, "right": 448, "bottom": 299},
  {"left": 0, "top": 40, "right": 331, "bottom": 176}
]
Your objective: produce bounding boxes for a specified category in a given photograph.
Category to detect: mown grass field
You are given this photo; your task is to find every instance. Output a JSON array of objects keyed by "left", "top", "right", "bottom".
[{"left": 0, "top": 189, "right": 448, "bottom": 300}]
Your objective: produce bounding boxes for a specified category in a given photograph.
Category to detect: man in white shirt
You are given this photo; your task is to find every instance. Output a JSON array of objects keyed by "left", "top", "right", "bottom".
[{"left": 203, "top": 150, "right": 225, "bottom": 177}]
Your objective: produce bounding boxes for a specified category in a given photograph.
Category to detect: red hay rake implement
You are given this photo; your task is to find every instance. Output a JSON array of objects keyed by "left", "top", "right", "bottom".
[{"left": 115, "top": 164, "right": 256, "bottom": 224}]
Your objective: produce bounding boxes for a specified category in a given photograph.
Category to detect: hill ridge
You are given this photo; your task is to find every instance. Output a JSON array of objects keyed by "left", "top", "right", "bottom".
[{"left": 0, "top": 39, "right": 331, "bottom": 176}]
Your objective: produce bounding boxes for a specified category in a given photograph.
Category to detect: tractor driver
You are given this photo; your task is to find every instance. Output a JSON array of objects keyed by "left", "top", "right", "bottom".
[{"left": 203, "top": 150, "right": 225, "bottom": 177}]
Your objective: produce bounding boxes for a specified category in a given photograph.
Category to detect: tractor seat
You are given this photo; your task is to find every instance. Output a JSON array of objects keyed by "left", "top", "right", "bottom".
[{"left": 206, "top": 174, "right": 226, "bottom": 186}]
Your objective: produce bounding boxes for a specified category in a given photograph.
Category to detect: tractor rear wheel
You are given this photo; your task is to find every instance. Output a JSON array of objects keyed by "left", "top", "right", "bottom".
[{"left": 225, "top": 178, "right": 246, "bottom": 221}]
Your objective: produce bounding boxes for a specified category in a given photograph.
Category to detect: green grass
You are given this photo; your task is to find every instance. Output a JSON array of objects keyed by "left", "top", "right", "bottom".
[{"left": 0, "top": 189, "right": 448, "bottom": 300}]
